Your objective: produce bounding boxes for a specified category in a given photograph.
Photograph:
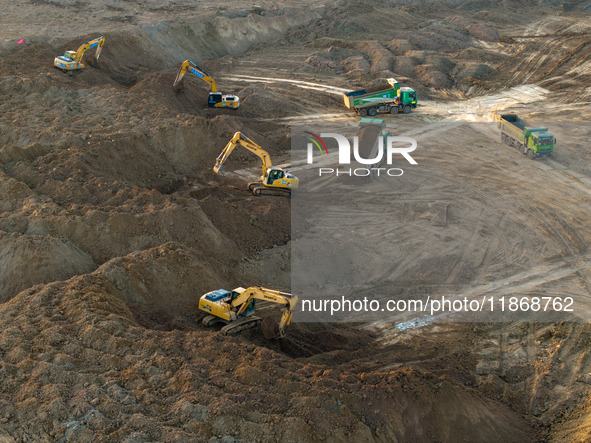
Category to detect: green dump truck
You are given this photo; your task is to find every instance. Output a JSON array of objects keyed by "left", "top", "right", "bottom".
[
  {"left": 343, "top": 78, "right": 417, "bottom": 117},
  {"left": 496, "top": 114, "right": 555, "bottom": 159}
]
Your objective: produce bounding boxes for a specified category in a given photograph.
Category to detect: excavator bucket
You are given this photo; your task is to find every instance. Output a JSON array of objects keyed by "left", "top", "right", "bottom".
[
  {"left": 213, "top": 162, "right": 226, "bottom": 176},
  {"left": 173, "top": 80, "right": 184, "bottom": 94},
  {"left": 261, "top": 316, "right": 281, "bottom": 340}
]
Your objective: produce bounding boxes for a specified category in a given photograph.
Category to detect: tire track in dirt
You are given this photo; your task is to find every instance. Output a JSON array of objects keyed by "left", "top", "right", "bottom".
[
  {"left": 221, "top": 74, "right": 350, "bottom": 95},
  {"left": 500, "top": 17, "right": 591, "bottom": 94},
  {"left": 445, "top": 207, "right": 486, "bottom": 284},
  {"left": 534, "top": 207, "right": 587, "bottom": 256},
  {"left": 455, "top": 250, "right": 591, "bottom": 305},
  {"left": 476, "top": 212, "right": 509, "bottom": 283}
]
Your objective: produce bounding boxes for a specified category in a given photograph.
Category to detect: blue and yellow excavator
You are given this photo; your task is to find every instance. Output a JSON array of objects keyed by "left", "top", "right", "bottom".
[
  {"left": 173, "top": 60, "right": 240, "bottom": 109},
  {"left": 54, "top": 36, "right": 105, "bottom": 72}
]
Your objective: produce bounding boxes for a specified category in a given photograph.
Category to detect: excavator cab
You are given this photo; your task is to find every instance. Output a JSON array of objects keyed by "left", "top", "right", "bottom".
[
  {"left": 263, "top": 167, "right": 298, "bottom": 190},
  {"left": 231, "top": 292, "right": 255, "bottom": 316},
  {"left": 62, "top": 51, "right": 77, "bottom": 61},
  {"left": 208, "top": 92, "right": 223, "bottom": 107},
  {"left": 264, "top": 168, "right": 285, "bottom": 185}
]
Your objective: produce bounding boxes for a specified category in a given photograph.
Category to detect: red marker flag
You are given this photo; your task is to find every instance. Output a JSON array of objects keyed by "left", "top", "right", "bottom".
[{"left": 17, "top": 39, "right": 24, "bottom": 44}]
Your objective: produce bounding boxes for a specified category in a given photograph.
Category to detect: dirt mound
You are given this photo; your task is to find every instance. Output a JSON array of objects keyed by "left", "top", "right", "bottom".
[
  {"left": 303, "top": 55, "right": 339, "bottom": 73},
  {"left": 456, "top": 46, "right": 508, "bottom": 62},
  {"left": 0, "top": 143, "right": 50, "bottom": 164},
  {"left": 408, "top": 22, "right": 473, "bottom": 52},
  {"left": 193, "top": 187, "right": 290, "bottom": 253},
  {"left": 0, "top": 171, "right": 35, "bottom": 213},
  {"left": 549, "top": 396, "right": 591, "bottom": 441},
  {"left": 416, "top": 64, "right": 454, "bottom": 89},
  {"left": 235, "top": 85, "right": 307, "bottom": 118},
  {"left": 455, "top": 61, "right": 494, "bottom": 82},
  {"left": 491, "top": 18, "right": 591, "bottom": 100},
  {"left": 96, "top": 242, "right": 229, "bottom": 323},
  {"left": 0, "top": 234, "right": 96, "bottom": 302},
  {"left": 446, "top": 16, "right": 500, "bottom": 42}
]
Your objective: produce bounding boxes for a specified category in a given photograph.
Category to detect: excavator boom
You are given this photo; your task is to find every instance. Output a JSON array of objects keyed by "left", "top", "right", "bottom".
[
  {"left": 214, "top": 132, "right": 272, "bottom": 178},
  {"left": 173, "top": 60, "right": 218, "bottom": 92}
]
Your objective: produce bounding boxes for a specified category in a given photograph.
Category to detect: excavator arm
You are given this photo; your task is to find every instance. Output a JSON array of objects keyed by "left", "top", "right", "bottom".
[
  {"left": 214, "top": 132, "right": 273, "bottom": 179},
  {"left": 75, "top": 36, "right": 105, "bottom": 63},
  {"left": 232, "top": 287, "right": 298, "bottom": 338},
  {"left": 173, "top": 60, "right": 218, "bottom": 92}
]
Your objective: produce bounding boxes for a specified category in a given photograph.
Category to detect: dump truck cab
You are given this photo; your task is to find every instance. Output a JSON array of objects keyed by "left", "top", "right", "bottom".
[
  {"left": 399, "top": 87, "right": 417, "bottom": 107},
  {"left": 526, "top": 128, "right": 555, "bottom": 157}
]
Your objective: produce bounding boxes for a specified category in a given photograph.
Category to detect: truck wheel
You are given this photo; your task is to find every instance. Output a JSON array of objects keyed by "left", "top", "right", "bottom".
[
  {"left": 403, "top": 105, "right": 411, "bottom": 114},
  {"left": 527, "top": 149, "right": 534, "bottom": 160},
  {"left": 368, "top": 107, "right": 377, "bottom": 116},
  {"left": 390, "top": 107, "right": 398, "bottom": 115},
  {"left": 359, "top": 108, "right": 368, "bottom": 117}
]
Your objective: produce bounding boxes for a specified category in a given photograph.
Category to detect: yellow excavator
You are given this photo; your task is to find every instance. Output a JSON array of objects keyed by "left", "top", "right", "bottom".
[
  {"left": 173, "top": 60, "right": 240, "bottom": 109},
  {"left": 214, "top": 131, "right": 298, "bottom": 197},
  {"left": 199, "top": 286, "right": 298, "bottom": 338},
  {"left": 54, "top": 36, "right": 105, "bottom": 72}
]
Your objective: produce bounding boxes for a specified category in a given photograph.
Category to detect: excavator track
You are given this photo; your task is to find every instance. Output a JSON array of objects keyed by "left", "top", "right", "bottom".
[
  {"left": 220, "top": 316, "right": 262, "bottom": 335},
  {"left": 248, "top": 182, "right": 292, "bottom": 197},
  {"left": 202, "top": 315, "right": 225, "bottom": 327}
]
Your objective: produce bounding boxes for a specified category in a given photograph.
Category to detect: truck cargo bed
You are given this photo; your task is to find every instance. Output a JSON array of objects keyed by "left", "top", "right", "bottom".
[{"left": 500, "top": 114, "right": 525, "bottom": 130}]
